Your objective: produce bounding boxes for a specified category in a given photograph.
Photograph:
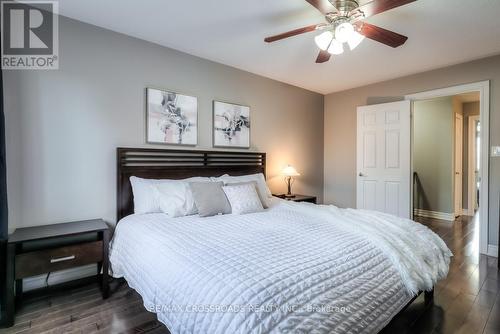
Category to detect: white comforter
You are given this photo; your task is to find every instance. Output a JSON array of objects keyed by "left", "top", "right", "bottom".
[{"left": 109, "top": 200, "right": 451, "bottom": 334}]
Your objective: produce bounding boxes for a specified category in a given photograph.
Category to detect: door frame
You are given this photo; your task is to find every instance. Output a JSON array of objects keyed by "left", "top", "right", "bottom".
[
  {"left": 405, "top": 81, "right": 490, "bottom": 256},
  {"left": 454, "top": 113, "right": 463, "bottom": 217},
  {"left": 468, "top": 114, "right": 480, "bottom": 216}
]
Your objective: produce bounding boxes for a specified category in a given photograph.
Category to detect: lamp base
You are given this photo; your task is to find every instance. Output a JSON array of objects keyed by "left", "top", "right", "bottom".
[{"left": 284, "top": 176, "right": 296, "bottom": 199}]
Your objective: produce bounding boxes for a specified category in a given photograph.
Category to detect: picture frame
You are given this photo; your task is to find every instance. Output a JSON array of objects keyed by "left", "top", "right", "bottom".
[
  {"left": 146, "top": 87, "right": 198, "bottom": 146},
  {"left": 212, "top": 100, "right": 251, "bottom": 149}
]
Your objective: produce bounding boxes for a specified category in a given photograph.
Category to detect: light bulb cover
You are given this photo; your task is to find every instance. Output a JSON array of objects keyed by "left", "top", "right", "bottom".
[
  {"left": 347, "top": 31, "right": 365, "bottom": 50},
  {"left": 314, "top": 31, "right": 333, "bottom": 51},
  {"left": 335, "top": 22, "right": 354, "bottom": 43},
  {"left": 327, "top": 38, "right": 344, "bottom": 55}
]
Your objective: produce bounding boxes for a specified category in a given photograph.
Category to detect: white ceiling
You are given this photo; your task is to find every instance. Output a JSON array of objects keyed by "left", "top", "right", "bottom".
[{"left": 57, "top": 0, "right": 500, "bottom": 94}]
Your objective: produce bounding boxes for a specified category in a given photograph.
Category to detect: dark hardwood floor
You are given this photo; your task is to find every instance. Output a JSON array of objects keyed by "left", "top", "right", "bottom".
[
  {"left": 1, "top": 214, "right": 498, "bottom": 334},
  {"left": 383, "top": 214, "right": 499, "bottom": 334}
]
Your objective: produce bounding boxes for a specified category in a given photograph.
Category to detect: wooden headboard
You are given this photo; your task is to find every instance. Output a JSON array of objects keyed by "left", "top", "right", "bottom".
[{"left": 117, "top": 147, "right": 266, "bottom": 221}]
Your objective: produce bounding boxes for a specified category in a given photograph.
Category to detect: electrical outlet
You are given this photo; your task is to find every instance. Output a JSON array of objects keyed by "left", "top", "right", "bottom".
[{"left": 492, "top": 146, "right": 500, "bottom": 157}]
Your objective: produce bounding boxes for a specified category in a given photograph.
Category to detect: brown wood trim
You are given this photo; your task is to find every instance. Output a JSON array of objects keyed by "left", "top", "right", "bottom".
[{"left": 116, "top": 148, "right": 266, "bottom": 222}]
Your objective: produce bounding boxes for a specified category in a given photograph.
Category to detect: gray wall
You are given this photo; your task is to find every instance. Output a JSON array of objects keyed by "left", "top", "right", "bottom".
[
  {"left": 324, "top": 55, "right": 500, "bottom": 246},
  {"left": 3, "top": 16, "right": 324, "bottom": 231},
  {"left": 413, "top": 97, "right": 454, "bottom": 214}
]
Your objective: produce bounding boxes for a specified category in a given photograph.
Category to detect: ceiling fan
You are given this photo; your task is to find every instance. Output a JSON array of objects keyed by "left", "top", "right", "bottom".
[{"left": 264, "top": 0, "right": 417, "bottom": 63}]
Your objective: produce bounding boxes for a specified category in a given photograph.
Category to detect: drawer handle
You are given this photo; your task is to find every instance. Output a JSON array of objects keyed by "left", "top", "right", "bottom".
[{"left": 50, "top": 255, "right": 76, "bottom": 263}]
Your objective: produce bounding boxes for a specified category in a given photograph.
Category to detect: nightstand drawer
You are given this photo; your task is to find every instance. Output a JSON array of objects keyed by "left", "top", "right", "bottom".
[{"left": 15, "top": 241, "right": 103, "bottom": 279}]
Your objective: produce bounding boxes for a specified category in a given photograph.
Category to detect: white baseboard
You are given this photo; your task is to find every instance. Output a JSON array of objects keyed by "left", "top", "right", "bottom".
[
  {"left": 23, "top": 264, "right": 97, "bottom": 292},
  {"left": 414, "top": 209, "right": 455, "bottom": 221},
  {"left": 487, "top": 244, "right": 498, "bottom": 258}
]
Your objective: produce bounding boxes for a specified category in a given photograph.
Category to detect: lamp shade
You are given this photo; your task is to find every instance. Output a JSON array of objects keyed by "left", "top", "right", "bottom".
[
  {"left": 314, "top": 31, "right": 333, "bottom": 51},
  {"left": 347, "top": 31, "right": 365, "bottom": 51},
  {"left": 327, "top": 38, "right": 344, "bottom": 55},
  {"left": 282, "top": 165, "right": 300, "bottom": 177},
  {"left": 335, "top": 22, "right": 354, "bottom": 43}
]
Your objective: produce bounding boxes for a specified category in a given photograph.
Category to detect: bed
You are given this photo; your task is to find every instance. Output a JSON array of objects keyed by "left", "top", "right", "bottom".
[{"left": 110, "top": 148, "right": 452, "bottom": 334}]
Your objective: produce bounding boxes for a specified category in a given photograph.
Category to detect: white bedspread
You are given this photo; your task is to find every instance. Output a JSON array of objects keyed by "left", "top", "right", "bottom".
[{"left": 109, "top": 200, "right": 451, "bottom": 334}]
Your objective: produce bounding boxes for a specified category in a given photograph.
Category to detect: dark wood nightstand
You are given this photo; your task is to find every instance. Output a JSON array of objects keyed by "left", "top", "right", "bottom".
[
  {"left": 273, "top": 194, "right": 317, "bottom": 204},
  {"left": 5, "top": 219, "right": 110, "bottom": 327}
]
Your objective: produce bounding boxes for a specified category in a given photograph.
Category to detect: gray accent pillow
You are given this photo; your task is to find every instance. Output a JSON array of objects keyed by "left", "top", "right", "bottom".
[
  {"left": 189, "top": 182, "right": 231, "bottom": 217},
  {"left": 223, "top": 181, "right": 268, "bottom": 208}
]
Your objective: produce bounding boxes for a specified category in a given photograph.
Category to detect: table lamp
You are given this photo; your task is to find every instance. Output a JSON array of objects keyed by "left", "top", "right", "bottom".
[{"left": 282, "top": 165, "right": 300, "bottom": 198}]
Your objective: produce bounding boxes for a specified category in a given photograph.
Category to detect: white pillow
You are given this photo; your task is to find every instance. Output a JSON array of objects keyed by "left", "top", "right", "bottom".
[
  {"left": 222, "top": 183, "right": 264, "bottom": 215},
  {"left": 129, "top": 176, "right": 208, "bottom": 214},
  {"left": 154, "top": 181, "right": 197, "bottom": 217},
  {"left": 223, "top": 181, "right": 268, "bottom": 209},
  {"left": 218, "top": 173, "right": 271, "bottom": 200},
  {"left": 210, "top": 174, "right": 229, "bottom": 182}
]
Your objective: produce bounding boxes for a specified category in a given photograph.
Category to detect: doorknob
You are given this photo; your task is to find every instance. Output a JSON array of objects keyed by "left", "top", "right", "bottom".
[{"left": 359, "top": 173, "right": 366, "bottom": 177}]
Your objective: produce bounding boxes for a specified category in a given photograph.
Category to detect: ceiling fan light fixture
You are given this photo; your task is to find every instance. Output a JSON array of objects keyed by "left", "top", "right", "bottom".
[
  {"left": 347, "top": 31, "right": 365, "bottom": 50},
  {"left": 264, "top": 0, "right": 413, "bottom": 64},
  {"left": 334, "top": 22, "right": 354, "bottom": 43},
  {"left": 327, "top": 38, "right": 344, "bottom": 55},
  {"left": 314, "top": 31, "right": 334, "bottom": 51}
]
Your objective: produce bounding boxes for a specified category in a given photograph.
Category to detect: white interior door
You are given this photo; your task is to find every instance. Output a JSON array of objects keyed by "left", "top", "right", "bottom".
[
  {"left": 356, "top": 101, "right": 411, "bottom": 218},
  {"left": 454, "top": 113, "right": 463, "bottom": 216}
]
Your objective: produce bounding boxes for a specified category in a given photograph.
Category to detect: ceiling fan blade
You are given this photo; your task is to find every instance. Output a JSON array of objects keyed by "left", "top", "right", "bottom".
[
  {"left": 264, "top": 24, "right": 320, "bottom": 43},
  {"left": 316, "top": 50, "right": 331, "bottom": 63},
  {"left": 352, "top": 0, "right": 417, "bottom": 18},
  {"left": 304, "top": 0, "right": 338, "bottom": 15},
  {"left": 357, "top": 22, "right": 408, "bottom": 48}
]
